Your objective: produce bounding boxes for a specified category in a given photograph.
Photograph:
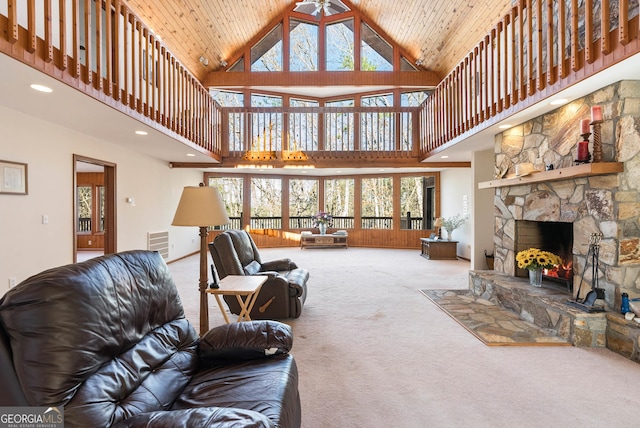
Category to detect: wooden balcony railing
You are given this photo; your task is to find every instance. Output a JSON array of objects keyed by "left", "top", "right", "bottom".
[
  {"left": 221, "top": 106, "right": 420, "bottom": 163},
  {"left": 0, "top": 0, "right": 222, "bottom": 156},
  {"left": 420, "top": 0, "right": 640, "bottom": 157},
  {"left": 2, "top": 1, "right": 638, "bottom": 163},
  {"left": 217, "top": 215, "right": 424, "bottom": 231}
]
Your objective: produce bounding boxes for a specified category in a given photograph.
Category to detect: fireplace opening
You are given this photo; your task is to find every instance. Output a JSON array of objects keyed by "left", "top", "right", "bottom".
[{"left": 515, "top": 220, "right": 573, "bottom": 291}]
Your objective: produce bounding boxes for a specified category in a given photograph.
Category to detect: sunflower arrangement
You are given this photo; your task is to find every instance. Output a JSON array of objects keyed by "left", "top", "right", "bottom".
[{"left": 516, "top": 248, "right": 562, "bottom": 270}]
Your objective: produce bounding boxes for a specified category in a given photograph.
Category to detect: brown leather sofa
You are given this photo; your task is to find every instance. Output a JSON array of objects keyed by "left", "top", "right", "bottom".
[
  {"left": 0, "top": 250, "right": 301, "bottom": 428},
  {"left": 209, "top": 230, "right": 309, "bottom": 319}
]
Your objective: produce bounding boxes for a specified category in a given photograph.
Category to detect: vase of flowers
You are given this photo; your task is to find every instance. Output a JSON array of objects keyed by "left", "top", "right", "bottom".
[
  {"left": 441, "top": 214, "right": 467, "bottom": 240},
  {"left": 312, "top": 211, "right": 333, "bottom": 235},
  {"left": 515, "top": 248, "right": 562, "bottom": 287}
]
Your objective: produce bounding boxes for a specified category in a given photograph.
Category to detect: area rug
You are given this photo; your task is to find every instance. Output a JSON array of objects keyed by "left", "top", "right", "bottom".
[{"left": 419, "top": 289, "right": 571, "bottom": 346}]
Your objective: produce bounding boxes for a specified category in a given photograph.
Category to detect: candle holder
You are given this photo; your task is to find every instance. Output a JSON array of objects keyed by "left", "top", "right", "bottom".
[
  {"left": 590, "top": 120, "right": 603, "bottom": 162},
  {"left": 575, "top": 137, "right": 591, "bottom": 164}
]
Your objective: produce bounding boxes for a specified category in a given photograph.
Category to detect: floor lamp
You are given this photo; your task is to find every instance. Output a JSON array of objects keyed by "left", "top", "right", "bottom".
[{"left": 172, "top": 184, "right": 229, "bottom": 335}]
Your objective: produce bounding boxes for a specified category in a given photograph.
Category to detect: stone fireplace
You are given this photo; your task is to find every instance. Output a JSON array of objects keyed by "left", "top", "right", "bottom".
[
  {"left": 490, "top": 80, "right": 640, "bottom": 310},
  {"left": 470, "top": 80, "right": 640, "bottom": 359}
]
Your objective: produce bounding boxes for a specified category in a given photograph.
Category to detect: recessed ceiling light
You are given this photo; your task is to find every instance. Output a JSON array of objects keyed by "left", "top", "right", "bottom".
[
  {"left": 30, "top": 84, "right": 52, "bottom": 93},
  {"left": 135, "top": 130, "right": 148, "bottom": 135},
  {"left": 186, "top": 153, "right": 196, "bottom": 157},
  {"left": 441, "top": 155, "right": 449, "bottom": 159},
  {"left": 498, "top": 124, "right": 512, "bottom": 129},
  {"left": 549, "top": 98, "right": 568, "bottom": 105}
]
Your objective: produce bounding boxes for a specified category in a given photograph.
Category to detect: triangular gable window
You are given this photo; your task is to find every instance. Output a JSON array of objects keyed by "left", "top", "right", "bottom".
[{"left": 251, "top": 24, "right": 283, "bottom": 71}]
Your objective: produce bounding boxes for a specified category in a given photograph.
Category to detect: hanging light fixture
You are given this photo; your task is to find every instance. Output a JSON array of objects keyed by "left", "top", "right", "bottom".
[{"left": 295, "top": 0, "right": 332, "bottom": 16}]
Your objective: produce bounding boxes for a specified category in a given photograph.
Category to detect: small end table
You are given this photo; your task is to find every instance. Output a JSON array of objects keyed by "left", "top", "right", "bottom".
[
  {"left": 420, "top": 238, "right": 458, "bottom": 260},
  {"left": 206, "top": 275, "right": 267, "bottom": 323}
]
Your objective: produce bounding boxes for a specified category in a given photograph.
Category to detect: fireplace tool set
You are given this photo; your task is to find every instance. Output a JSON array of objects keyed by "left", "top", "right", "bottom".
[{"left": 566, "top": 233, "right": 606, "bottom": 313}]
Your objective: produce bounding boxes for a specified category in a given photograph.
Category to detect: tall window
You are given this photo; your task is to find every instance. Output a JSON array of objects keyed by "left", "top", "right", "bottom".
[
  {"left": 325, "top": 99, "right": 354, "bottom": 151},
  {"left": 209, "top": 177, "right": 243, "bottom": 229},
  {"left": 361, "top": 94, "right": 393, "bottom": 150},
  {"left": 324, "top": 178, "right": 354, "bottom": 229},
  {"left": 76, "top": 182, "right": 104, "bottom": 233},
  {"left": 212, "top": 91, "right": 245, "bottom": 152},
  {"left": 97, "top": 186, "right": 105, "bottom": 232},
  {"left": 251, "top": 178, "right": 282, "bottom": 229},
  {"left": 361, "top": 177, "right": 392, "bottom": 229},
  {"left": 400, "top": 91, "right": 428, "bottom": 150},
  {"left": 290, "top": 20, "right": 318, "bottom": 71},
  {"left": 290, "top": 98, "right": 319, "bottom": 151},
  {"left": 251, "top": 94, "right": 283, "bottom": 152},
  {"left": 77, "top": 186, "right": 92, "bottom": 233},
  {"left": 400, "top": 177, "right": 424, "bottom": 230},
  {"left": 289, "top": 179, "right": 319, "bottom": 228},
  {"left": 326, "top": 19, "right": 354, "bottom": 71}
]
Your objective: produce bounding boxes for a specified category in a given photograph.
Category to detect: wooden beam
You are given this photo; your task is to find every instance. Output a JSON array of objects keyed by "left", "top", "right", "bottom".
[
  {"left": 202, "top": 70, "right": 440, "bottom": 88},
  {"left": 169, "top": 160, "right": 471, "bottom": 169}
]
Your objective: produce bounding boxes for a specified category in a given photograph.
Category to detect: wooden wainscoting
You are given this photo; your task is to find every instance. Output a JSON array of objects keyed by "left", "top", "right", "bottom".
[{"left": 210, "top": 228, "right": 429, "bottom": 249}]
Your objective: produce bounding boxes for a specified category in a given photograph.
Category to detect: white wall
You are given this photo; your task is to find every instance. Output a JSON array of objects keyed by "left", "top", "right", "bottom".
[
  {"left": 440, "top": 168, "right": 472, "bottom": 259},
  {"left": 472, "top": 149, "right": 496, "bottom": 270},
  {"left": 0, "top": 105, "right": 203, "bottom": 291}
]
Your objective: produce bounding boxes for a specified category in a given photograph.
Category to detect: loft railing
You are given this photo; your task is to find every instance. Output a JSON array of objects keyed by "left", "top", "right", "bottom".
[
  {"left": 221, "top": 106, "right": 420, "bottom": 161},
  {"left": 0, "top": 0, "right": 221, "bottom": 156},
  {"left": 2, "top": 1, "right": 638, "bottom": 163},
  {"left": 420, "top": 0, "right": 640, "bottom": 157}
]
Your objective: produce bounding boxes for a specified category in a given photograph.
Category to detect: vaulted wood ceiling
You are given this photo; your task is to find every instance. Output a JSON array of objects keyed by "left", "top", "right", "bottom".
[{"left": 125, "top": 0, "right": 513, "bottom": 86}]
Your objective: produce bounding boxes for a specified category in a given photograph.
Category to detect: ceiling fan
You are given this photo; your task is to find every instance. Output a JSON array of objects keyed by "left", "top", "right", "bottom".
[{"left": 295, "top": 0, "right": 332, "bottom": 16}]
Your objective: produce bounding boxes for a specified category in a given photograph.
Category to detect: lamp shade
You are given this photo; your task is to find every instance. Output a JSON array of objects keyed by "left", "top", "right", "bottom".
[
  {"left": 172, "top": 186, "right": 230, "bottom": 227},
  {"left": 434, "top": 217, "right": 444, "bottom": 227}
]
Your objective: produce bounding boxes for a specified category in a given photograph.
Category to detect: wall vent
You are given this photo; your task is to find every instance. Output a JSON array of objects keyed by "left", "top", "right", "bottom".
[{"left": 147, "top": 231, "right": 169, "bottom": 260}]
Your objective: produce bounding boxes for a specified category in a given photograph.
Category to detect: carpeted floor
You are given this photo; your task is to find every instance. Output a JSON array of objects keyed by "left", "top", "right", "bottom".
[
  {"left": 169, "top": 246, "right": 640, "bottom": 428},
  {"left": 419, "top": 289, "right": 570, "bottom": 346}
]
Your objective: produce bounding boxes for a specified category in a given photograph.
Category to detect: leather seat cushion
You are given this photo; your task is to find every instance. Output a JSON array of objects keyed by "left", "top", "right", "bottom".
[{"left": 172, "top": 355, "right": 301, "bottom": 428}]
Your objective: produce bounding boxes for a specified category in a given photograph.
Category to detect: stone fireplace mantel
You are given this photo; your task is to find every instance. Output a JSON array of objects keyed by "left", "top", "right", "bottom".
[{"left": 478, "top": 162, "right": 624, "bottom": 189}]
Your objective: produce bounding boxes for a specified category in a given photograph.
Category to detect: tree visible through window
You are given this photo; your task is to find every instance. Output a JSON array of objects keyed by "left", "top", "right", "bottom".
[
  {"left": 209, "top": 177, "right": 243, "bottom": 230},
  {"left": 290, "top": 20, "right": 318, "bottom": 71},
  {"left": 251, "top": 178, "right": 282, "bottom": 229},
  {"left": 325, "top": 178, "right": 354, "bottom": 229},
  {"left": 289, "top": 179, "right": 318, "bottom": 228},
  {"left": 361, "top": 177, "right": 392, "bottom": 229},
  {"left": 400, "top": 177, "right": 424, "bottom": 230},
  {"left": 77, "top": 186, "right": 92, "bottom": 233}
]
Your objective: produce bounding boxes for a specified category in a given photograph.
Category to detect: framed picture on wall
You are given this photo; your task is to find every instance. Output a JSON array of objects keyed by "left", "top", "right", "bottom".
[{"left": 0, "top": 160, "right": 28, "bottom": 195}]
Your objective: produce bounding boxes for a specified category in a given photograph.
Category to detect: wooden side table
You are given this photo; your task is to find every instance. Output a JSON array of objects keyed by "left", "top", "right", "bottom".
[
  {"left": 420, "top": 238, "right": 458, "bottom": 260},
  {"left": 206, "top": 275, "right": 267, "bottom": 323}
]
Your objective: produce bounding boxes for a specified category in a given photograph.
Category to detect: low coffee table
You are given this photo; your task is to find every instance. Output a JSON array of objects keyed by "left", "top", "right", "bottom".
[{"left": 206, "top": 275, "right": 267, "bottom": 323}]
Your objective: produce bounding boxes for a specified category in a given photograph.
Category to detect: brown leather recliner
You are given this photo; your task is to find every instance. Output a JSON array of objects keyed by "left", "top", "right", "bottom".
[
  {"left": 0, "top": 250, "right": 301, "bottom": 428},
  {"left": 209, "top": 230, "right": 309, "bottom": 320}
]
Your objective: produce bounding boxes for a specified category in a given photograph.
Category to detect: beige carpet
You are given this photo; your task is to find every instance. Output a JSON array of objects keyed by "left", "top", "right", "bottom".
[
  {"left": 419, "top": 289, "right": 570, "bottom": 346},
  {"left": 169, "top": 247, "right": 640, "bottom": 428}
]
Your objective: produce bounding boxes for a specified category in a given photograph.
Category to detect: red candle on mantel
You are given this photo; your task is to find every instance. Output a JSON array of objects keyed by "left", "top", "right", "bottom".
[
  {"left": 591, "top": 105, "right": 603, "bottom": 122},
  {"left": 577, "top": 141, "right": 589, "bottom": 161},
  {"left": 580, "top": 118, "right": 591, "bottom": 134}
]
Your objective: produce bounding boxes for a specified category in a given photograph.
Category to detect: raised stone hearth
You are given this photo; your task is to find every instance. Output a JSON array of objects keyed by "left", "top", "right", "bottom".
[
  {"left": 470, "top": 271, "right": 640, "bottom": 361},
  {"left": 469, "top": 271, "right": 607, "bottom": 346}
]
